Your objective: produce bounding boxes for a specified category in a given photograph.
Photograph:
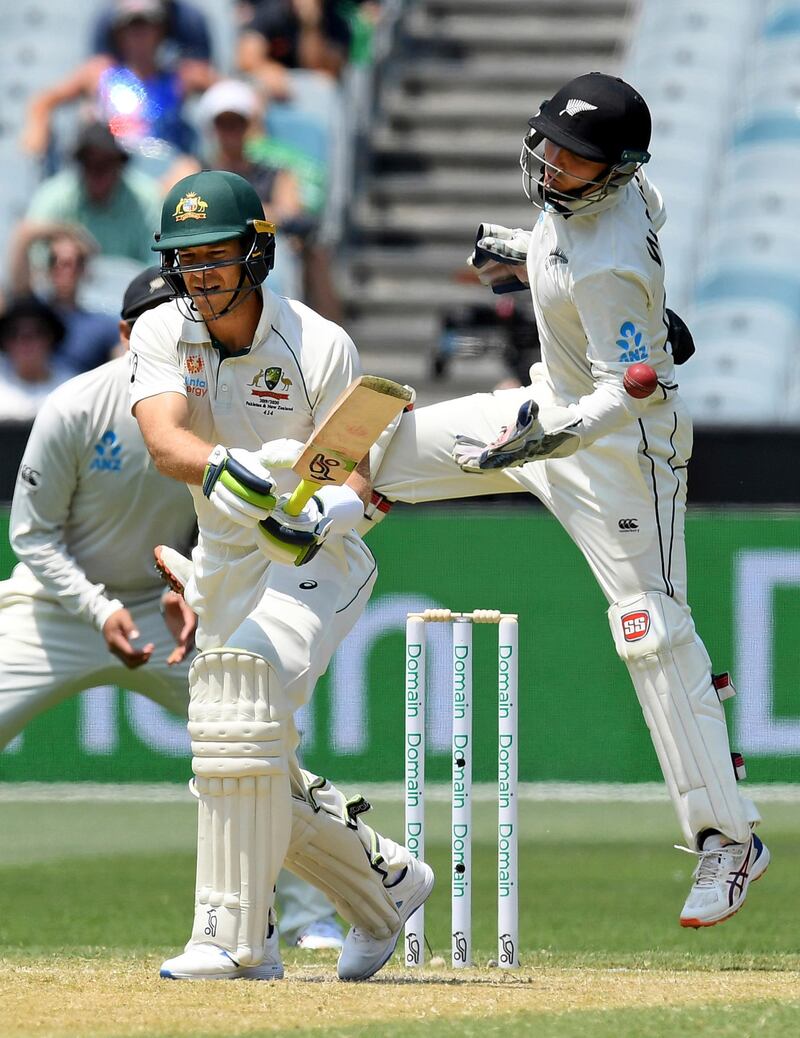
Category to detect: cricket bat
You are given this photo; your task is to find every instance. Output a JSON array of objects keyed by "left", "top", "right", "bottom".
[{"left": 281, "top": 375, "right": 414, "bottom": 517}]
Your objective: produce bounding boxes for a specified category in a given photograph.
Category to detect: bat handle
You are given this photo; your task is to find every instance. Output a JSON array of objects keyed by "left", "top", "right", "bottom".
[{"left": 283, "top": 478, "right": 322, "bottom": 517}]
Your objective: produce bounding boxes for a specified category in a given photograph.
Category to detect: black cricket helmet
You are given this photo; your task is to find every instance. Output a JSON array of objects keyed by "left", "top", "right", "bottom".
[
  {"left": 153, "top": 169, "right": 276, "bottom": 319},
  {"left": 521, "top": 72, "right": 651, "bottom": 212}
]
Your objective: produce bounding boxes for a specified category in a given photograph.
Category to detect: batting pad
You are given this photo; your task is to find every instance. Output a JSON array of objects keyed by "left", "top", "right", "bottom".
[
  {"left": 284, "top": 764, "right": 409, "bottom": 939},
  {"left": 188, "top": 650, "right": 291, "bottom": 966},
  {"left": 608, "top": 592, "right": 759, "bottom": 847}
]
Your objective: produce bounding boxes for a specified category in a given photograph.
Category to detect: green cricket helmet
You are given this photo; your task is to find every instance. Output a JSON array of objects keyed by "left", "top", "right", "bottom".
[{"left": 153, "top": 169, "right": 276, "bottom": 319}]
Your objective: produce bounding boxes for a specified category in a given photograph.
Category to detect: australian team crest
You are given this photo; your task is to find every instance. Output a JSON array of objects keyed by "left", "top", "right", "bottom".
[
  {"left": 263, "top": 366, "right": 282, "bottom": 390},
  {"left": 173, "top": 192, "right": 208, "bottom": 222},
  {"left": 248, "top": 365, "right": 293, "bottom": 402}
]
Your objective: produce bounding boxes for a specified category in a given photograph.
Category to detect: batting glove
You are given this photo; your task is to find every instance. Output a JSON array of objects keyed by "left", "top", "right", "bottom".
[
  {"left": 259, "top": 484, "right": 364, "bottom": 567},
  {"left": 202, "top": 438, "right": 306, "bottom": 527},
  {"left": 203, "top": 445, "right": 278, "bottom": 527}
]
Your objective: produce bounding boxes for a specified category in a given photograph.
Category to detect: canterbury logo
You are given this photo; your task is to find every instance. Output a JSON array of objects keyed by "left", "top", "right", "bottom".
[
  {"left": 618, "top": 518, "right": 639, "bottom": 531},
  {"left": 559, "top": 99, "right": 598, "bottom": 117},
  {"left": 545, "top": 247, "right": 568, "bottom": 268}
]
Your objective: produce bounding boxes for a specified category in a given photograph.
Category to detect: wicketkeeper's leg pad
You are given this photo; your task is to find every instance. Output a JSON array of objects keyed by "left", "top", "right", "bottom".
[
  {"left": 188, "top": 649, "right": 292, "bottom": 965},
  {"left": 608, "top": 592, "right": 759, "bottom": 847},
  {"left": 284, "top": 764, "right": 411, "bottom": 940}
]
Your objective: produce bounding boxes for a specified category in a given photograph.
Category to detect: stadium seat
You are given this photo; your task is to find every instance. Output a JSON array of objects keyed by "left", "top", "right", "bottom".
[
  {"left": 680, "top": 369, "right": 787, "bottom": 425},
  {"left": 695, "top": 268, "right": 800, "bottom": 315},
  {"left": 687, "top": 298, "right": 800, "bottom": 345},
  {"left": 700, "top": 226, "right": 799, "bottom": 281}
]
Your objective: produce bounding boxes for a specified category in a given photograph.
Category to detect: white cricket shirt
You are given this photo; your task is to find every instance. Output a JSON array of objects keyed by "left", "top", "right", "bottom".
[
  {"left": 129, "top": 289, "right": 360, "bottom": 544},
  {"left": 9, "top": 355, "right": 196, "bottom": 630},
  {"left": 526, "top": 172, "right": 675, "bottom": 444}
]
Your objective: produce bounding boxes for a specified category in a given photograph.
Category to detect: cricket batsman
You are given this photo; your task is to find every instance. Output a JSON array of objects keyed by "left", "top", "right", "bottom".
[
  {"left": 131, "top": 170, "right": 432, "bottom": 981},
  {"left": 369, "top": 73, "right": 768, "bottom": 929},
  {"left": 0, "top": 265, "right": 345, "bottom": 957}
]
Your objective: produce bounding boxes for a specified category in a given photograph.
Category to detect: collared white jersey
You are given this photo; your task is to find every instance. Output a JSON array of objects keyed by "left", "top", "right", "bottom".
[
  {"left": 129, "top": 289, "right": 360, "bottom": 543},
  {"left": 9, "top": 355, "right": 196, "bottom": 628},
  {"left": 525, "top": 172, "right": 675, "bottom": 434}
]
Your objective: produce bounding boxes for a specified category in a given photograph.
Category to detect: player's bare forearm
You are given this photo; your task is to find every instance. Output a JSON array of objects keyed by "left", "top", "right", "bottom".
[
  {"left": 147, "top": 429, "right": 212, "bottom": 485},
  {"left": 347, "top": 456, "right": 372, "bottom": 510},
  {"left": 133, "top": 395, "right": 212, "bottom": 485}
]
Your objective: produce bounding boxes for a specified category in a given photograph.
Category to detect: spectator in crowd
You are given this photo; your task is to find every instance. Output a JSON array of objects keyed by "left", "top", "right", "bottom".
[
  {"left": 237, "top": 1, "right": 353, "bottom": 320},
  {"left": 197, "top": 79, "right": 309, "bottom": 298},
  {"left": 0, "top": 297, "right": 70, "bottom": 421},
  {"left": 237, "top": 0, "right": 352, "bottom": 100},
  {"left": 92, "top": 0, "right": 213, "bottom": 63},
  {"left": 196, "top": 79, "right": 304, "bottom": 227},
  {"left": 24, "top": 123, "right": 161, "bottom": 266},
  {"left": 8, "top": 226, "right": 119, "bottom": 375},
  {"left": 22, "top": 0, "right": 215, "bottom": 184}
]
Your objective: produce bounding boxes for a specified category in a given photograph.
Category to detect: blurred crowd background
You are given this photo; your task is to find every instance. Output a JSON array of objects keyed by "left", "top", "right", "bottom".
[
  {"left": 0, "top": 0, "right": 797, "bottom": 464},
  {"left": 2, "top": 0, "right": 800, "bottom": 790}
]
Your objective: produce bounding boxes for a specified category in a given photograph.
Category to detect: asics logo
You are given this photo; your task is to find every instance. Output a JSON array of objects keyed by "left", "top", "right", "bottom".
[
  {"left": 559, "top": 99, "right": 598, "bottom": 117},
  {"left": 726, "top": 844, "right": 752, "bottom": 906}
]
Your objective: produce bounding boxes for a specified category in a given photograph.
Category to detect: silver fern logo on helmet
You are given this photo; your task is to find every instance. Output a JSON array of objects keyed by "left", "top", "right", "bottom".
[{"left": 559, "top": 99, "right": 598, "bottom": 117}]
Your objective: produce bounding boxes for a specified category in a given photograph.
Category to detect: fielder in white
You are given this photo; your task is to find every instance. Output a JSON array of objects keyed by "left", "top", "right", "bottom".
[
  {"left": 0, "top": 269, "right": 196, "bottom": 747},
  {"left": 131, "top": 170, "right": 432, "bottom": 981},
  {"left": 0, "top": 266, "right": 346, "bottom": 954},
  {"left": 370, "top": 73, "right": 768, "bottom": 929}
]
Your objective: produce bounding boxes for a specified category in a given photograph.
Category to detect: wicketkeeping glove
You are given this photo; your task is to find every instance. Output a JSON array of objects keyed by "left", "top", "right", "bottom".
[
  {"left": 452, "top": 399, "right": 582, "bottom": 472},
  {"left": 468, "top": 223, "right": 532, "bottom": 294},
  {"left": 258, "top": 484, "right": 365, "bottom": 567}
]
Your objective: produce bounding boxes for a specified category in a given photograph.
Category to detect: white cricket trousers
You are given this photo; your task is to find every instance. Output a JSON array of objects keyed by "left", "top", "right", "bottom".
[{"left": 372, "top": 385, "right": 759, "bottom": 845}]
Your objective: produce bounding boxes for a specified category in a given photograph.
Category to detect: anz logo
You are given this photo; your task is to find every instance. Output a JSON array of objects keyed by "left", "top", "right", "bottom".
[
  {"left": 617, "top": 321, "right": 649, "bottom": 363},
  {"left": 90, "top": 430, "right": 123, "bottom": 472}
]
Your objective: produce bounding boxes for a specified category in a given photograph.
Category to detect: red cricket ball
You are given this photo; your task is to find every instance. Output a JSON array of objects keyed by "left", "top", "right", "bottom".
[{"left": 623, "top": 363, "right": 659, "bottom": 399}]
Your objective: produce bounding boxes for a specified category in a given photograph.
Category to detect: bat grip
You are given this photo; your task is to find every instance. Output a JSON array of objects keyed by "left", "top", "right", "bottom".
[{"left": 283, "top": 479, "right": 321, "bottom": 517}]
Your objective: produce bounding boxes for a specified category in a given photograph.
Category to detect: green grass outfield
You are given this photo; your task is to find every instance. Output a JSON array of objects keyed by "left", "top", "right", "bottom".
[{"left": 1, "top": 794, "right": 798, "bottom": 1037}]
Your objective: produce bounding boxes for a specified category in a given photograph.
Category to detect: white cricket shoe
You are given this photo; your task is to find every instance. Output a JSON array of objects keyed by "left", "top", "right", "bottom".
[
  {"left": 337, "top": 858, "right": 434, "bottom": 981},
  {"left": 679, "top": 832, "right": 770, "bottom": 929},
  {"left": 296, "top": 917, "right": 344, "bottom": 951},
  {"left": 160, "top": 925, "right": 284, "bottom": 980}
]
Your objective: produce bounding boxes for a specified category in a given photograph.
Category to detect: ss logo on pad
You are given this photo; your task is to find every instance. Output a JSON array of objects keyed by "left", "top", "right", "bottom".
[{"left": 621, "top": 611, "right": 650, "bottom": 642}]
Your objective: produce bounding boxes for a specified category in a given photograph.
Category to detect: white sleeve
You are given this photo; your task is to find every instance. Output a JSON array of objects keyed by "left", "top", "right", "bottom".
[
  {"left": 129, "top": 305, "right": 186, "bottom": 410},
  {"left": 9, "top": 404, "right": 123, "bottom": 631},
  {"left": 638, "top": 172, "right": 666, "bottom": 232},
  {"left": 309, "top": 328, "right": 362, "bottom": 426},
  {"left": 569, "top": 269, "right": 657, "bottom": 445}
]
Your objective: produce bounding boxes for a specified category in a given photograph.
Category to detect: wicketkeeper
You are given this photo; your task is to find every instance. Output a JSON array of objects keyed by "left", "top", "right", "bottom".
[{"left": 368, "top": 73, "right": 768, "bottom": 930}]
